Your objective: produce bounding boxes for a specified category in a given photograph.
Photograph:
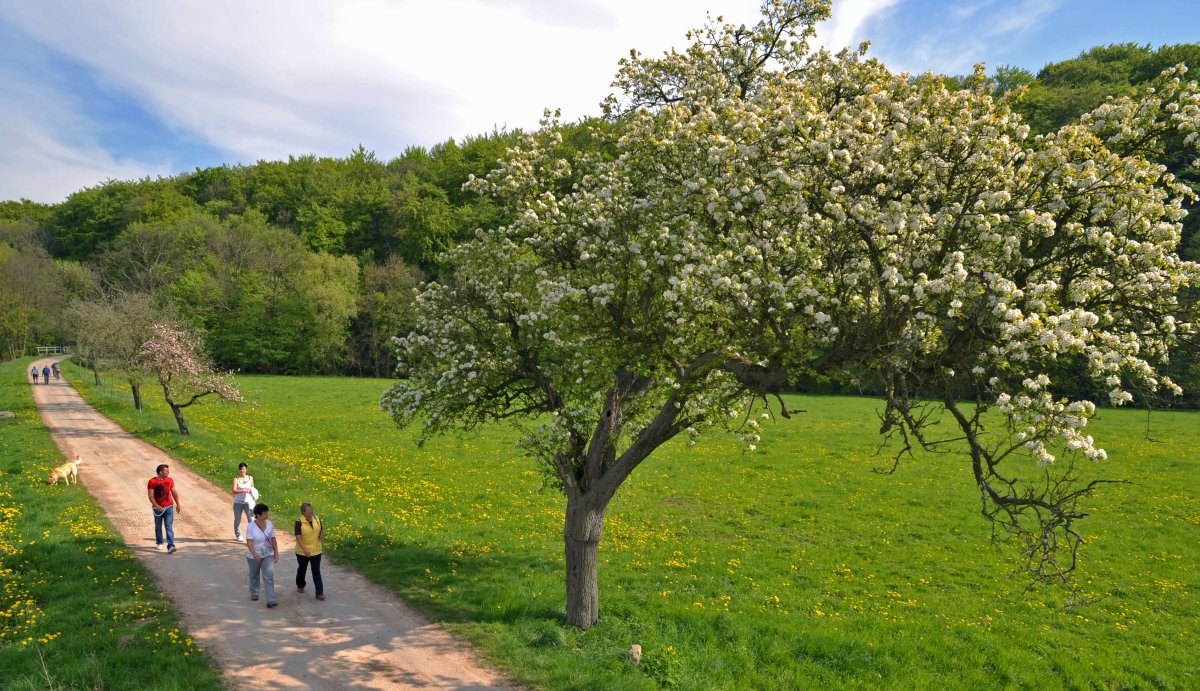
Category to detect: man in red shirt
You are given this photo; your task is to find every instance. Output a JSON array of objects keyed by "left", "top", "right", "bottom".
[{"left": 147, "top": 464, "right": 182, "bottom": 553}]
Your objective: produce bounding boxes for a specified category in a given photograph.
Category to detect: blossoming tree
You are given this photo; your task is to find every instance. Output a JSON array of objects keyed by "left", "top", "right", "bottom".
[
  {"left": 139, "top": 323, "right": 244, "bottom": 435},
  {"left": 383, "top": 0, "right": 1200, "bottom": 628}
]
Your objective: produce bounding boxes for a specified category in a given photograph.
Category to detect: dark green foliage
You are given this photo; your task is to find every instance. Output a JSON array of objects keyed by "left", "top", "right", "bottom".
[
  {"left": 351, "top": 256, "right": 424, "bottom": 377},
  {"left": 6, "top": 44, "right": 1198, "bottom": 386},
  {"left": 98, "top": 212, "right": 214, "bottom": 293},
  {"left": 0, "top": 221, "right": 85, "bottom": 359},
  {"left": 179, "top": 164, "right": 247, "bottom": 215},
  {"left": 0, "top": 199, "right": 54, "bottom": 226},
  {"left": 47, "top": 178, "right": 199, "bottom": 260},
  {"left": 990, "top": 65, "right": 1036, "bottom": 96},
  {"left": 989, "top": 43, "right": 1197, "bottom": 132},
  {"left": 165, "top": 213, "right": 359, "bottom": 374},
  {"left": 1, "top": 129, "right": 523, "bottom": 374}
]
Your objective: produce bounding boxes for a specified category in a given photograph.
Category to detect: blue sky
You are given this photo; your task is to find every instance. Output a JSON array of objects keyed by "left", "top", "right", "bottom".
[{"left": 0, "top": 0, "right": 1196, "bottom": 203}]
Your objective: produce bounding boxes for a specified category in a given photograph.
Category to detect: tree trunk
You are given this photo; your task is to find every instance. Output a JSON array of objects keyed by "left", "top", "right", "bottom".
[
  {"left": 129, "top": 380, "right": 142, "bottom": 411},
  {"left": 169, "top": 403, "right": 189, "bottom": 435},
  {"left": 92, "top": 364, "right": 101, "bottom": 385},
  {"left": 162, "top": 384, "right": 189, "bottom": 435},
  {"left": 564, "top": 495, "right": 606, "bottom": 629}
]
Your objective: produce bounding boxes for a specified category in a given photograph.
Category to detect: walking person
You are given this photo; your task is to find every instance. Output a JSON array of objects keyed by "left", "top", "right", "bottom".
[
  {"left": 147, "top": 464, "right": 181, "bottom": 553},
  {"left": 51, "top": 363, "right": 60, "bottom": 380},
  {"left": 294, "top": 502, "right": 325, "bottom": 601},
  {"left": 245, "top": 503, "right": 279, "bottom": 607},
  {"left": 30, "top": 366, "right": 38, "bottom": 383},
  {"left": 231, "top": 462, "right": 257, "bottom": 541},
  {"left": 41, "top": 366, "right": 50, "bottom": 383}
]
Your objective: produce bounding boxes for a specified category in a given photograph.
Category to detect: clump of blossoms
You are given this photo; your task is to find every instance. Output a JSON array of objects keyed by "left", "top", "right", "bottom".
[{"left": 383, "top": 0, "right": 1199, "bottom": 627}]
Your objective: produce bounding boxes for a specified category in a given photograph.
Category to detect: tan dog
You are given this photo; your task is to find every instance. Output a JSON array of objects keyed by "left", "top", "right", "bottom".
[{"left": 47, "top": 456, "right": 83, "bottom": 485}]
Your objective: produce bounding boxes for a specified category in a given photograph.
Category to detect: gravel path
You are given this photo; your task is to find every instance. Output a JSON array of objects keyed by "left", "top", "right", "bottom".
[{"left": 31, "top": 358, "right": 511, "bottom": 690}]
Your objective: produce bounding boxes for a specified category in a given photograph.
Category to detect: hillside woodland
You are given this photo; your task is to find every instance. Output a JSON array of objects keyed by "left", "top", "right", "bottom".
[{"left": 1, "top": 43, "right": 1197, "bottom": 403}]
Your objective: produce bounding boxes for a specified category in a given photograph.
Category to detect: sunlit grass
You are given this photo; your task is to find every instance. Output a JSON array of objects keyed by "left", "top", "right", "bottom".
[
  {"left": 0, "top": 359, "right": 223, "bottom": 690},
  {"left": 70, "top": 362, "right": 1200, "bottom": 689}
]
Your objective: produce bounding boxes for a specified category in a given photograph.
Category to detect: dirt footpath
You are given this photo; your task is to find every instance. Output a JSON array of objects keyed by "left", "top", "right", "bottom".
[{"left": 31, "top": 359, "right": 510, "bottom": 690}]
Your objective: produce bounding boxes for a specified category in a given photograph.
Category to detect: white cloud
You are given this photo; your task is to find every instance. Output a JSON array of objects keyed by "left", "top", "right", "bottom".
[
  {"left": 1, "top": 0, "right": 775, "bottom": 201},
  {"left": 815, "top": 0, "right": 902, "bottom": 52},
  {"left": 947, "top": 0, "right": 995, "bottom": 22},
  {"left": 0, "top": 63, "right": 168, "bottom": 202},
  {"left": 0, "top": 0, "right": 1099, "bottom": 203},
  {"left": 0, "top": 123, "right": 166, "bottom": 205},
  {"left": 1, "top": 1, "right": 762, "bottom": 160},
  {"left": 862, "top": 0, "right": 1066, "bottom": 76},
  {"left": 486, "top": 0, "right": 619, "bottom": 30},
  {"left": 982, "top": 0, "right": 1062, "bottom": 38}
]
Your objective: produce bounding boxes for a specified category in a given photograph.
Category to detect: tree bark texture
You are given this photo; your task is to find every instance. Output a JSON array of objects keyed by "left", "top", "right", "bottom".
[
  {"left": 129, "top": 380, "right": 142, "bottom": 411},
  {"left": 563, "top": 497, "right": 606, "bottom": 629}
]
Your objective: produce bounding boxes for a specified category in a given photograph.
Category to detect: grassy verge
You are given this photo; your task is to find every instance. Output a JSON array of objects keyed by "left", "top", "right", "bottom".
[
  {"left": 68, "top": 362, "right": 1200, "bottom": 689},
  {"left": 0, "top": 359, "right": 223, "bottom": 691}
]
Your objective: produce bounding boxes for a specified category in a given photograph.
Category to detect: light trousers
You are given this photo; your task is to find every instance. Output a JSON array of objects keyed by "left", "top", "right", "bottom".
[{"left": 247, "top": 553, "right": 276, "bottom": 604}]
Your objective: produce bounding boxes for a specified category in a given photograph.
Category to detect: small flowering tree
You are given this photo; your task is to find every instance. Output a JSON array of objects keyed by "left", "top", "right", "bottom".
[
  {"left": 138, "top": 323, "right": 244, "bottom": 435},
  {"left": 65, "top": 292, "right": 164, "bottom": 410},
  {"left": 383, "top": 0, "right": 1200, "bottom": 628}
]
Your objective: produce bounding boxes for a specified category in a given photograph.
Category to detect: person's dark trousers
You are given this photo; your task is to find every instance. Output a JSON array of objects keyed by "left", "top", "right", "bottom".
[{"left": 296, "top": 553, "right": 323, "bottom": 596}]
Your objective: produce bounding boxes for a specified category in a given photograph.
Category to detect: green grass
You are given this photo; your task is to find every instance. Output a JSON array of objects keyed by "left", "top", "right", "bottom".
[
  {"left": 68, "top": 362, "right": 1200, "bottom": 690},
  {"left": 0, "top": 359, "right": 224, "bottom": 691}
]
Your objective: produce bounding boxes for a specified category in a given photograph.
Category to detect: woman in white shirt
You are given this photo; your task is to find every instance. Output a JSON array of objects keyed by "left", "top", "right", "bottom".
[
  {"left": 231, "top": 462, "right": 256, "bottom": 541},
  {"left": 245, "top": 503, "right": 279, "bottom": 607}
]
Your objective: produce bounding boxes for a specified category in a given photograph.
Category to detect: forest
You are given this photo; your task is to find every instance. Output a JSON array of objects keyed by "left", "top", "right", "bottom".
[{"left": 2, "top": 42, "right": 1198, "bottom": 402}]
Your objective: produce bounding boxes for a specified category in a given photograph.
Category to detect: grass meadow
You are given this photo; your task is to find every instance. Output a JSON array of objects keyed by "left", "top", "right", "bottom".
[
  {"left": 59, "top": 361, "right": 1200, "bottom": 689},
  {"left": 0, "top": 358, "right": 223, "bottom": 691}
]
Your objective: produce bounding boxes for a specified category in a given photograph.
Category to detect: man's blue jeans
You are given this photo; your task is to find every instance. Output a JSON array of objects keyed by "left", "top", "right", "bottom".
[{"left": 154, "top": 504, "right": 175, "bottom": 548}]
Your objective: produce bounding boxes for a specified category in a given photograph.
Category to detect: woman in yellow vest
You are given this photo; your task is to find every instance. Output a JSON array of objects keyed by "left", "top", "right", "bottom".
[{"left": 294, "top": 502, "right": 325, "bottom": 600}]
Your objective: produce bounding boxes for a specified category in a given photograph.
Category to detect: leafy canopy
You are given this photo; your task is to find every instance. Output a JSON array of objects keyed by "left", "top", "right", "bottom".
[{"left": 387, "top": 0, "right": 1197, "bottom": 588}]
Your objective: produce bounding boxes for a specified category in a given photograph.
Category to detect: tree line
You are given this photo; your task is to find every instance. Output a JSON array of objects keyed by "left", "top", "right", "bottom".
[
  {"left": 0, "top": 137, "right": 515, "bottom": 376},
  {"left": 0, "top": 41, "right": 1197, "bottom": 402}
]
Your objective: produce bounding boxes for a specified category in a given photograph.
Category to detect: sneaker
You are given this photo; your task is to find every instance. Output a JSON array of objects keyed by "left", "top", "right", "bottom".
[
  {"left": 167, "top": 545, "right": 177, "bottom": 554},
  {"left": 235, "top": 533, "right": 241, "bottom": 541},
  {"left": 266, "top": 601, "right": 278, "bottom": 608},
  {"left": 316, "top": 594, "right": 325, "bottom": 601},
  {"left": 297, "top": 587, "right": 305, "bottom": 593},
  {"left": 251, "top": 594, "right": 259, "bottom": 601},
  {"left": 156, "top": 544, "right": 166, "bottom": 552}
]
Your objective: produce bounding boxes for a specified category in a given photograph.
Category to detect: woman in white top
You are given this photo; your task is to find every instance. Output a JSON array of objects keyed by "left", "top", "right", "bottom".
[
  {"left": 245, "top": 503, "right": 278, "bottom": 607},
  {"left": 231, "top": 462, "right": 256, "bottom": 540}
]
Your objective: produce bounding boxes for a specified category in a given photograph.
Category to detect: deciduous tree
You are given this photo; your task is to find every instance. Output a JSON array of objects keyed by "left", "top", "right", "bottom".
[
  {"left": 351, "top": 256, "right": 424, "bottom": 377},
  {"left": 138, "top": 323, "right": 244, "bottom": 434},
  {"left": 0, "top": 220, "right": 74, "bottom": 359},
  {"left": 65, "top": 291, "right": 167, "bottom": 409},
  {"left": 384, "top": 0, "right": 1199, "bottom": 629}
]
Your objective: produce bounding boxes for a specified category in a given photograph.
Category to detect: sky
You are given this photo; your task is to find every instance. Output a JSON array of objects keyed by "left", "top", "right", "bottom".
[{"left": 0, "top": 0, "right": 1196, "bottom": 204}]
